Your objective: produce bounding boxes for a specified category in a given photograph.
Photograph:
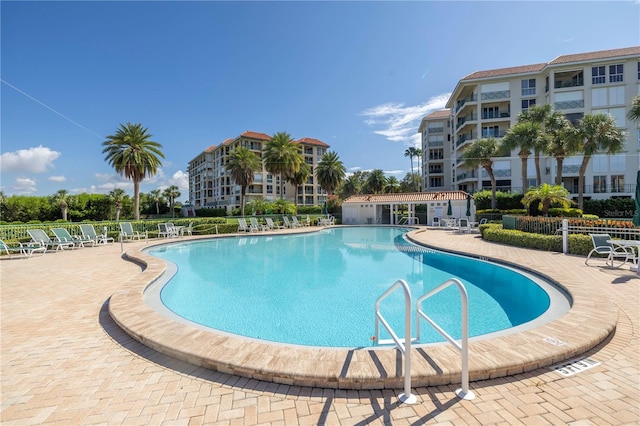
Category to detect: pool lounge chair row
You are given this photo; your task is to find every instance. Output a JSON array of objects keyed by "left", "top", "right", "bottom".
[{"left": 238, "top": 216, "right": 310, "bottom": 233}]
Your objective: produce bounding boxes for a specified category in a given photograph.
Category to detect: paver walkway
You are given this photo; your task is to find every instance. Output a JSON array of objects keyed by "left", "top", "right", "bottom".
[{"left": 1, "top": 228, "right": 638, "bottom": 425}]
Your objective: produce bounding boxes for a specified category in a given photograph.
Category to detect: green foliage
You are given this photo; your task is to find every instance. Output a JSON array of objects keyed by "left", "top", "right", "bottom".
[
  {"left": 547, "top": 208, "right": 583, "bottom": 218},
  {"left": 473, "top": 190, "right": 524, "bottom": 210},
  {"left": 196, "top": 208, "right": 227, "bottom": 217},
  {"left": 582, "top": 198, "right": 635, "bottom": 219},
  {"left": 297, "top": 206, "right": 322, "bottom": 214}
]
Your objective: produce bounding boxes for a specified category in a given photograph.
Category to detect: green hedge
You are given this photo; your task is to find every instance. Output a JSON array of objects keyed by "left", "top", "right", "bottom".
[{"left": 481, "top": 224, "right": 593, "bottom": 255}]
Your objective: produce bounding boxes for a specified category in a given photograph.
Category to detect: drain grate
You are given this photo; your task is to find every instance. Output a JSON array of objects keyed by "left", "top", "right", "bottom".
[{"left": 550, "top": 357, "right": 601, "bottom": 377}]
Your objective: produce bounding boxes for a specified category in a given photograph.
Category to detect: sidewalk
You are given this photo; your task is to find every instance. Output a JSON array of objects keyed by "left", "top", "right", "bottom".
[{"left": 1, "top": 229, "right": 638, "bottom": 425}]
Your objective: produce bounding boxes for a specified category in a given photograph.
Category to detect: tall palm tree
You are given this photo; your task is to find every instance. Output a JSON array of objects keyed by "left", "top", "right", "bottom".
[
  {"left": 545, "top": 112, "right": 578, "bottom": 186},
  {"left": 225, "top": 146, "right": 262, "bottom": 216},
  {"left": 522, "top": 184, "right": 572, "bottom": 216},
  {"left": 404, "top": 147, "right": 422, "bottom": 191},
  {"left": 574, "top": 113, "right": 625, "bottom": 210},
  {"left": 263, "top": 132, "right": 303, "bottom": 200},
  {"left": 148, "top": 189, "right": 163, "bottom": 216},
  {"left": 162, "top": 185, "right": 181, "bottom": 219},
  {"left": 385, "top": 176, "right": 401, "bottom": 193},
  {"left": 102, "top": 122, "right": 164, "bottom": 220},
  {"left": 366, "top": 169, "right": 387, "bottom": 194},
  {"left": 52, "top": 189, "right": 69, "bottom": 221},
  {"left": 462, "top": 138, "right": 503, "bottom": 209},
  {"left": 339, "top": 173, "right": 364, "bottom": 199},
  {"left": 520, "top": 104, "right": 552, "bottom": 185},
  {"left": 287, "top": 162, "right": 311, "bottom": 207},
  {"left": 628, "top": 95, "right": 640, "bottom": 122},
  {"left": 109, "top": 188, "right": 126, "bottom": 221},
  {"left": 316, "top": 151, "right": 346, "bottom": 196},
  {"left": 502, "top": 121, "right": 540, "bottom": 194}
]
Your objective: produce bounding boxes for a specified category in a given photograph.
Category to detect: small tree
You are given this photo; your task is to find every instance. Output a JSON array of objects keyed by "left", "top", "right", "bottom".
[
  {"left": 316, "top": 151, "right": 346, "bottom": 196},
  {"left": 162, "top": 185, "right": 181, "bottom": 218},
  {"left": 225, "top": 146, "right": 261, "bottom": 217},
  {"left": 462, "top": 138, "right": 503, "bottom": 209},
  {"left": 522, "top": 184, "right": 573, "bottom": 216},
  {"left": 109, "top": 188, "right": 126, "bottom": 221},
  {"left": 365, "top": 169, "right": 387, "bottom": 194}
]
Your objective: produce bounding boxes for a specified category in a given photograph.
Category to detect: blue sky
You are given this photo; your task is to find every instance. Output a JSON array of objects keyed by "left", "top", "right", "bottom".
[{"left": 2, "top": 1, "right": 639, "bottom": 202}]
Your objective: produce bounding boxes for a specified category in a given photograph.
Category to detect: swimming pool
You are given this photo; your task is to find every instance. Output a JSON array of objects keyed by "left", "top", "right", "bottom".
[{"left": 145, "top": 226, "right": 569, "bottom": 348}]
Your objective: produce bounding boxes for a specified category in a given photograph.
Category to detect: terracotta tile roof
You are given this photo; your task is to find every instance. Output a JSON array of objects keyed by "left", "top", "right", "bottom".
[
  {"left": 343, "top": 191, "right": 471, "bottom": 204},
  {"left": 204, "top": 144, "right": 217, "bottom": 153},
  {"left": 294, "top": 137, "right": 330, "bottom": 148},
  {"left": 221, "top": 138, "right": 233, "bottom": 145},
  {"left": 240, "top": 131, "right": 271, "bottom": 140},
  {"left": 424, "top": 109, "right": 450, "bottom": 120},
  {"left": 461, "top": 63, "right": 547, "bottom": 81},
  {"left": 549, "top": 46, "right": 640, "bottom": 65}
]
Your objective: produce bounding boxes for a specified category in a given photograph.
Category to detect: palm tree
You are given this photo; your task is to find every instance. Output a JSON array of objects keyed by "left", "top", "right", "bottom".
[
  {"left": 316, "top": 151, "right": 346, "bottom": 196},
  {"left": 522, "top": 184, "right": 572, "bottom": 216},
  {"left": 385, "top": 176, "right": 401, "bottom": 193},
  {"left": 545, "top": 112, "right": 578, "bottom": 186},
  {"left": 404, "top": 147, "right": 422, "bottom": 191},
  {"left": 502, "top": 121, "right": 540, "bottom": 194},
  {"left": 52, "top": 189, "right": 69, "bottom": 221},
  {"left": 462, "top": 138, "right": 503, "bottom": 209},
  {"left": 263, "top": 132, "right": 303, "bottom": 200},
  {"left": 520, "top": 104, "right": 552, "bottom": 185},
  {"left": 109, "top": 188, "right": 126, "bottom": 221},
  {"left": 225, "top": 146, "right": 262, "bottom": 216},
  {"left": 339, "top": 173, "right": 363, "bottom": 199},
  {"left": 102, "top": 122, "right": 164, "bottom": 220},
  {"left": 148, "top": 189, "right": 163, "bottom": 216},
  {"left": 287, "top": 162, "right": 311, "bottom": 207},
  {"left": 366, "top": 169, "right": 387, "bottom": 194},
  {"left": 162, "top": 185, "right": 181, "bottom": 219},
  {"left": 574, "top": 113, "right": 625, "bottom": 210},
  {"left": 628, "top": 95, "right": 640, "bottom": 122}
]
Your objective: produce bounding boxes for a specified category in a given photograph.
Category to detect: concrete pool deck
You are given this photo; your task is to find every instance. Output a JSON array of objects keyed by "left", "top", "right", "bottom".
[{"left": 1, "top": 226, "right": 638, "bottom": 424}]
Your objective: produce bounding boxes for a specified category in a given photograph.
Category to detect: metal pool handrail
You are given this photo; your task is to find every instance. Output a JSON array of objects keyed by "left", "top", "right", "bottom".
[
  {"left": 416, "top": 278, "right": 475, "bottom": 400},
  {"left": 374, "top": 279, "right": 416, "bottom": 404}
]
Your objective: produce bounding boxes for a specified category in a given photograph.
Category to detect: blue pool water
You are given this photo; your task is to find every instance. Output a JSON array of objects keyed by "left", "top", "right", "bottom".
[{"left": 147, "top": 227, "right": 555, "bottom": 347}]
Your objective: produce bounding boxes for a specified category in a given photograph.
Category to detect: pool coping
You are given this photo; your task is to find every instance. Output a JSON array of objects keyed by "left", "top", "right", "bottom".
[{"left": 108, "top": 226, "right": 618, "bottom": 389}]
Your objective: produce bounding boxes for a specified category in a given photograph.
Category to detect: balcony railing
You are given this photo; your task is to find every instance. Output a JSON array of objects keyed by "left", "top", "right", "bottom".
[
  {"left": 480, "top": 90, "right": 510, "bottom": 101},
  {"left": 482, "top": 111, "right": 510, "bottom": 120},
  {"left": 456, "top": 133, "right": 477, "bottom": 147},
  {"left": 554, "top": 99, "right": 584, "bottom": 110},
  {"left": 428, "top": 127, "right": 444, "bottom": 134},
  {"left": 554, "top": 79, "right": 584, "bottom": 89},
  {"left": 455, "top": 94, "right": 478, "bottom": 113},
  {"left": 456, "top": 113, "right": 477, "bottom": 131}
]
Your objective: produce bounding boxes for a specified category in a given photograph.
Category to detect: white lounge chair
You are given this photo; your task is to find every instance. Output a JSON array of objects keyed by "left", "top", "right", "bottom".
[
  {"left": 27, "top": 229, "right": 74, "bottom": 251},
  {"left": 265, "top": 217, "right": 283, "bottom": 230},
  {"left": 282, "top": 216, "right": 293, "bottom": 228},
  {"left": 51, "top": 227, "right": 95, "bottom": 248},
  {"left": 585, "top": 233, "right": 635, "bottom": 268},
  {"left": 182, "top": 222, "right": 194, "bottom": 236},
  {"left": 457, "top": 219, "right": 470, "bottom": 233},
  {"left": 249, "top": 217, "right": 265, "bottom": 232},
  {"left": 119, "top": 222, "right": 146, "bottom": 241},
  {"left": 291, "top": 216, "right": 304, "bottom": 228},
  {"left": 237, "top": 218, "right": 252, "bottom": 233},
  {"left": 0, "top": 238, "right": 46, "bottom": 258},
  {"left": 80, "top": 224, "right": 114, "bottom": 244}
]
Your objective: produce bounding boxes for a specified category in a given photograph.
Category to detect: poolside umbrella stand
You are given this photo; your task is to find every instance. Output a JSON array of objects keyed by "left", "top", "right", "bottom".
[
  {"left": 634, "top": 170, "right": 640, "bottom": 227},
  {"left": 447, "top": 199, "right": 452, "bottom": 217},
  {"left": 465, "top": 195, "right": 472, "bottom": 219}
]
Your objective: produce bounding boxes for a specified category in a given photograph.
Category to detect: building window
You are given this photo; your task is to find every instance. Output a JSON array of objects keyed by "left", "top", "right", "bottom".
[
  {"left": 522, "top": 98, "right": 536, "bottom": 111},
  {"left": 429, "top": 177, "right": 443, "bottom": 188},
  {"left": 592, "top": 66, "right": 606, "bottom": 85},
  {"left": 482, "top": 106, "right": 500, "bottom": 119},
  {"left": 521, "top": 79, "right": 536, "bottom": 96},
  {"left": 593, "top": 176, "right": 607, "bottom": 193},
  {"left": 611, "top": 175, "right": 624, "bottom": 193},
  {"left": 429, "top": 149, "right": 443, "bottom": 160},
  {"left": 609, "top": 64, "right": 623, "bottom": 83},
  {"left": 482, "top": 126, "right": 500, "bottom": 138},
  {"left": 266, "top": 185, "right": 273, "bottom": 194},
  {"left": 637, "top": 61, "right": 640, "bottom": 79}
]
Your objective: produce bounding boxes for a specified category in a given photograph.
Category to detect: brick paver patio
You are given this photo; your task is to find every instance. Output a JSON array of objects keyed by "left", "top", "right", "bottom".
[{"left": 1, "top": 227, "right": 638, "bottom": 425}]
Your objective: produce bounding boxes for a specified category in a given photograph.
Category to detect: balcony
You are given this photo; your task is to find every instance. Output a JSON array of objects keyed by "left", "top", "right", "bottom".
[
  {"left": 455, "top": 94, "right": 477, "bottom": 113},
  {"left": 554, "top": 99, "right": 584, "bottom": 110},
  {"left": 480, "top": 90, "right": 510, "bottom": 101},
  {"left": 456, "top": 113, "right": 477, "bottom": 131},
  {"left": 456, "top": 170, "right": 477, "bottom": 182},
  {"left": 554, "top": 78, "right": 584, "bottom": 89},
  {"left": 482, "top": 111, "right": 510, "bottom": 120},
  {"left": 456, "top": 132, "right": 477, "bottom": 147},
  {"left": 428, "top": 126, "right": 444, "bottom": 134}
]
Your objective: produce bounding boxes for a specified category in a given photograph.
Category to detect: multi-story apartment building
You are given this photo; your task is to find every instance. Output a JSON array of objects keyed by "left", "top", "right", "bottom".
[
  {"left": 418, "top": 109, "right": 453, "bottom": 191},
  {"left": 421, "top": 46, "right": 639, "bottom": 200},
  {"left": 187, "top": 131, "right": 330, "bottom": 214}
]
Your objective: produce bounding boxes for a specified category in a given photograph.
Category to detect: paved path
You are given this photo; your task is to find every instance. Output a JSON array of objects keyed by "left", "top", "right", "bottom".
[{"left": 1, "top": 228, "right": 638, "bottom": 425}]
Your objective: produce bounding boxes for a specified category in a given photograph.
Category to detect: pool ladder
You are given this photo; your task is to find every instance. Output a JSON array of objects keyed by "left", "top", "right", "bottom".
[{"left": 374, "top": 278, "right": 475, "bottom": 404}]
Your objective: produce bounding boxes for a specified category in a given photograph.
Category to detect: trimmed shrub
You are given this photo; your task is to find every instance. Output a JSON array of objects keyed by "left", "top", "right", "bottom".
[{"left": 195, "top": 208, "right": 227, "bottom": 217}]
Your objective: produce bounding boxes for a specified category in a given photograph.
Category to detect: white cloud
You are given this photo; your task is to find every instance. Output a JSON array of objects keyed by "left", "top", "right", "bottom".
[
  {"left": 49, "top": 175, "right": 66, "bottom": 182},
  {"left": 0, "top": 145, "right": 61, "bottom": 173},
  {"left": 384, "top": 170, "right": 405, "bottom": 176},
  {"left": 167, "top": 170, "right": 189, "bottom": 192},
  {"left": 13, "top": 177, "right": 37, "bottom": 193},
  {"left": 360, "top": 93, "right": 451, "bottom": 147}
]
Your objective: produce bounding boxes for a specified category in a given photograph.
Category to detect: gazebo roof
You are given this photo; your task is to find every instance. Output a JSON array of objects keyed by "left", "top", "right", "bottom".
[{"left": 343, "top": 191, "right": 471, "bottom": 204}]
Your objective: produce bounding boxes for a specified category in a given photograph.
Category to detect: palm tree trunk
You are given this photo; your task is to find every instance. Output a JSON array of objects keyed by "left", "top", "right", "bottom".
[
  {"left": 555, "top": 157, "right": 564, "bottom": 186},
  {"left": 486, "top": 168, "right": 497, "bottom": 210},
  {"left": 240, "top": 187, "right": 246, "bottom": 217},
  {"left": 534, "top": 150, "right": 542, "bottom": 187},
  {"left": 519, "top": 152, "right": 529, "bottom": 194},
  {"left": 577, "top": 156, "right": 590, "bottom": 210},
  {"left": 134, "top": 180, "right": 140, "bottom": 220}
]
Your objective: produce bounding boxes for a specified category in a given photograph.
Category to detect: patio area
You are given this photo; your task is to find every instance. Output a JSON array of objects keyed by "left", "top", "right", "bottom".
[{"left": 1, "top": 227, "right": 638, "bottom": 424}]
